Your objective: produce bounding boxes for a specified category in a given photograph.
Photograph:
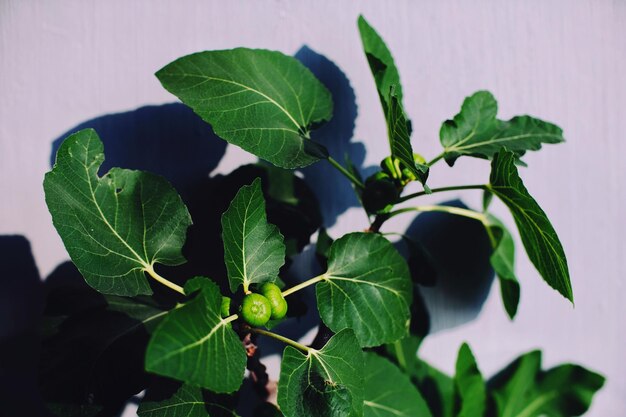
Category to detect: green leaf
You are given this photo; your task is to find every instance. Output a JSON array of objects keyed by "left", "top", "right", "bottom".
[
  {"left": 384, "top": 335, "right": 422, "bottom": 372},
  {"left": 387, "top": 89, "right": 429, "bottom": 184},
  {"left": 488, "top": 149, "right": 572, "bottom": 302},
  {"left": 440, "top": 91, "right": 564, "bottom": 166},
  {"left": 317, "top": 232, "right": 413, "bottom": 347},
  {"left": 43, "top": 129, "right": 192, "bottom": 296},
  {"left": 483, "top": 214, "right": 520, "bottom": 319},
  {"left": 221, "top": 178, "right": 285, "bottom": 293},
  {"left": 357, "top": 16, "right": 428, "bottom": 185},
  {"left": 145, "top": 277, "right": 247, "bottom": 393},
  {"left": 139, "top": 382, "right": 238, "bottom": 417},
  {"left": 156, "top": 48, "right": 333, "bottom": 168},
  {"left": 357, "top": 15, "right": 403, "bottom": 112},
  {"left": 489, "top": 351, "right": 605, "bottom": 417},
  {"left": 363, "top": 353, "right": 433, "bottom": 417},
  {"left": 278, "top": 329, "right": 364, "bottom": 417},
  {"left": 454, "top": 343, "right": 486, "bottom": 417}
]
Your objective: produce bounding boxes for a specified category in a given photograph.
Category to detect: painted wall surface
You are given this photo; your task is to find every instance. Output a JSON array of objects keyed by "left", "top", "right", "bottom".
[{"left": 1, "top": 1, "right": 624, "bottom": 415}]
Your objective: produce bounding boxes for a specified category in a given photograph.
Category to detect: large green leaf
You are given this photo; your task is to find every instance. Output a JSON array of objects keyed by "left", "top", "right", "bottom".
[
  {"left": 145, "top": 277, "right": 246, "bottom": 393},
  {"left": 221, "top": 178, "right": 285, "bottom": 293},
  {"left": 138, "top": 382, "right": 238, "bottom": 417},
  {"left": 483, "top": 214, "right": 520, "bottom": 319},
  {"left": 278, "top": 329, "right": 364, "bottom": 417},
  {"left": 454, "top": 344, "right": 486, "bottom": 417},
  {"left": 43, "top": 129, "right": 192, "bottom": 296},
  {"left": 488, "top": 149, "right": 572, "bottom": 302},
  {"left": 156, "top": 48, "right": 333, "bottom": 168},
  {"left": 489, "top": 351, "right": 604, "bottom": 417},
  {"left": 363, "top": 353, "right": 433, "bottom": 417},
  {"left": 316, "top": 233, "right": 413, "bottom": 347},
  {"left": 440, "top": 91, "right": 564, "bottom": 166}
]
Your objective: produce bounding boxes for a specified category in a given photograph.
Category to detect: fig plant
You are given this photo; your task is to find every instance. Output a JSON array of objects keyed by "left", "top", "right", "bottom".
[{"left": 41, "top": 15, "right": 604, "bottom": 417}]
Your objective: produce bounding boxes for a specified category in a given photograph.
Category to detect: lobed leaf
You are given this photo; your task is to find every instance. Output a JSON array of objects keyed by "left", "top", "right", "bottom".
[
  {"left": 454, "top": 343, "right": 486, "bottom": 417},
  {"left": 317, "top": 233, "right": 413, "bottom": 347},
  {"left": 43, "top": 129, "right": 192, "bottom": 296},
  {"left": 440, "top": 91, "right": 564, "bottom": 166},
  {"left": 278, "top": 329, "right": 364, "bottom": 417},
  {"left": 489, "top": 351, "right": 604, "bottom": 417},
  {"left": 363, "top": 353, "right": 433, "bottom": 417},
  {"left": 488, "top": 149, "right": 572, "bottom": 302},
  {"left": 221, "top": 178, "right": 286, "bottom": 293},
  {"left": 156, "top": 48, "right": 333, "bottom": 168},
  {"left": 145, "top": 277, "right": 247, "bottom": 393}
]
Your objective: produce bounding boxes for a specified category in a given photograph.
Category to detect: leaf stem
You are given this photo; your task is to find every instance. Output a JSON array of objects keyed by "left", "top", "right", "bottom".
[
  {"left": 250, "top": 328, "right": 311, "bottom": 353},
  {"left": 327, "top": 156, "right": 365, "bottom": 190},
  {"left": 144, "top": 265, "right": 185, "bottom": 295},
  {"left": 282, "top": 274, "right": 326, "bottom": 297},
  {"left": 398, "top": 184, "right": 487, "bottom": 203},
  {"left": 388, "top": 205, "right": 487, "bottom": 223},
  {"left": 426, "top": 152, "right": 445, "bottom": 166}
]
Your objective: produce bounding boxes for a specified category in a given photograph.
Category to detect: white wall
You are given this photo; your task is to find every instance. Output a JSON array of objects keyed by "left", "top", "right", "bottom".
[{"left": 1, "top": 0, "right": 624, "bottom": 415}]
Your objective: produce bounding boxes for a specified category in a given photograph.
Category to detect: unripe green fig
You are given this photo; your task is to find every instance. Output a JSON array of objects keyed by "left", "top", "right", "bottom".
[
  {"left": 259, "top": 283, "right": 288, "bottom": 320},
  {"left": 241, "top": 293, "right": 272, "bottom": 327},
  {"left": 380, "top": 156, "right": 402, "bottom": 179},
  {"left": 220, "top": 296, "right": 232, "bottom": 318}
]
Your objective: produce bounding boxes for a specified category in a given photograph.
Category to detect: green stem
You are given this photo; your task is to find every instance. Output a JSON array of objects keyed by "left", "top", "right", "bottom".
[
  {"left": 144, "top": 265, "right": 185, "bottom": 295},
  {"left": 223, "top": 314, "right": 239, "bottom": 325},
  {"left": 282, "top": 274, "right": 326, "bottom": 297},
  {"left": 250, "top": 327, "right": 311, "bottom": 353},
  {"left": 388, "top": 205, "right": 486, "bottom": 223},
  {"left": 426, "top": 153, "right": 445, "bottom": 166},
  {"left": 398, "top": 184, "right": 487, "bottom": 203},
  {"left": 327, "top": 156, "right": 365, "bottom": 190}
]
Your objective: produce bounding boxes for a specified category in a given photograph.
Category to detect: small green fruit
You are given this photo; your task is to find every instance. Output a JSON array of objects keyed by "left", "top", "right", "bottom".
[
  {"left": 220, "top": 296, "right": 231, "bottom": 318},
  {"left": 259, "top": 283, "right": 288, "bottom": 320},
  {"left": 241, "top": 293, "right": 272, "bottom": 327}
]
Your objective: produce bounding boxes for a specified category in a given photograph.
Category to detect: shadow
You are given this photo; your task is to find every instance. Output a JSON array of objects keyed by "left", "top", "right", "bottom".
[
  {"left": 50, "top": 103, "right": 227, "bottom": 202},
  {"left": 296, "top": 46, "right": 375, "bottom": 227},
  {"left": 0, "top": 235, "right": 50, "bottom": 417},
  {"left": 402, "top": 200, "right": 495, "bottom": 333}
]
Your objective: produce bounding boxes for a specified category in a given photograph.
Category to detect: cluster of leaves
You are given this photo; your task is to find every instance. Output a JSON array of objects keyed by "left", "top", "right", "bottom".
[{"left": 41, "top": 14, "right": 603, "bottom": 417}]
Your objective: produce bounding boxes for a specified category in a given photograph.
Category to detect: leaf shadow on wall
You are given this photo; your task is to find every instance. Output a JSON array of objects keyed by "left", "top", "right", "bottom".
[
  {"left": 0, "top": 235, "right": 50, "bottom": 417},
  {"left": 399, "top": 200, "right": 495, "bottom": 333},
  {"left": 296, "top": 45, "right": 377, "bottom": 228}
]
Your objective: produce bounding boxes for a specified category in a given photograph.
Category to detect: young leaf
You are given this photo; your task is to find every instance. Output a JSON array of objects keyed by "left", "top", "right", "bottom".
[
  {"left": 317, "top": 232, "right": 412, "bottom": 347},
  {"left": 488, "top": 149, "right": 572, "bottom": 302},
  {"left": 363, "top": 353, "right": 433, "bottom": 417},
  {"left": 145, "top": 277, "right": 246, "bottom": 393},
  {"left": 489, "top": 351, "right": 605, "bottom": 417},
  {"left": 440, "top": 91, "right": 564, "bottom": 166},
  {"left": 483, "top": 214, "right": 520, "bottom": 319},
  {"left": 43, "top": 129, "right": 192, "bottom": 296},
  {"left": 156, "top": 48, "right": 333, "bottom": 169},
  {"left": 278, "top": 329, "right": 364, "bottom": 417},
  {"left": 358, "top": 16, "right": 427, "bottom": 184},
  {"left": 138, "top": 382, "right": 238, "bottom": 417},
  {"left": 222, "top": 178, "right": 286, "bottom": 293},
  {"left": 454, "top": 343, "right": 486, "bottom": 417},
  {"left": 357, "top": 15, "right": 403, "bottom": 112},
  {"left": 387, "top": 90, "right": 429, "bottom": 184}
]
